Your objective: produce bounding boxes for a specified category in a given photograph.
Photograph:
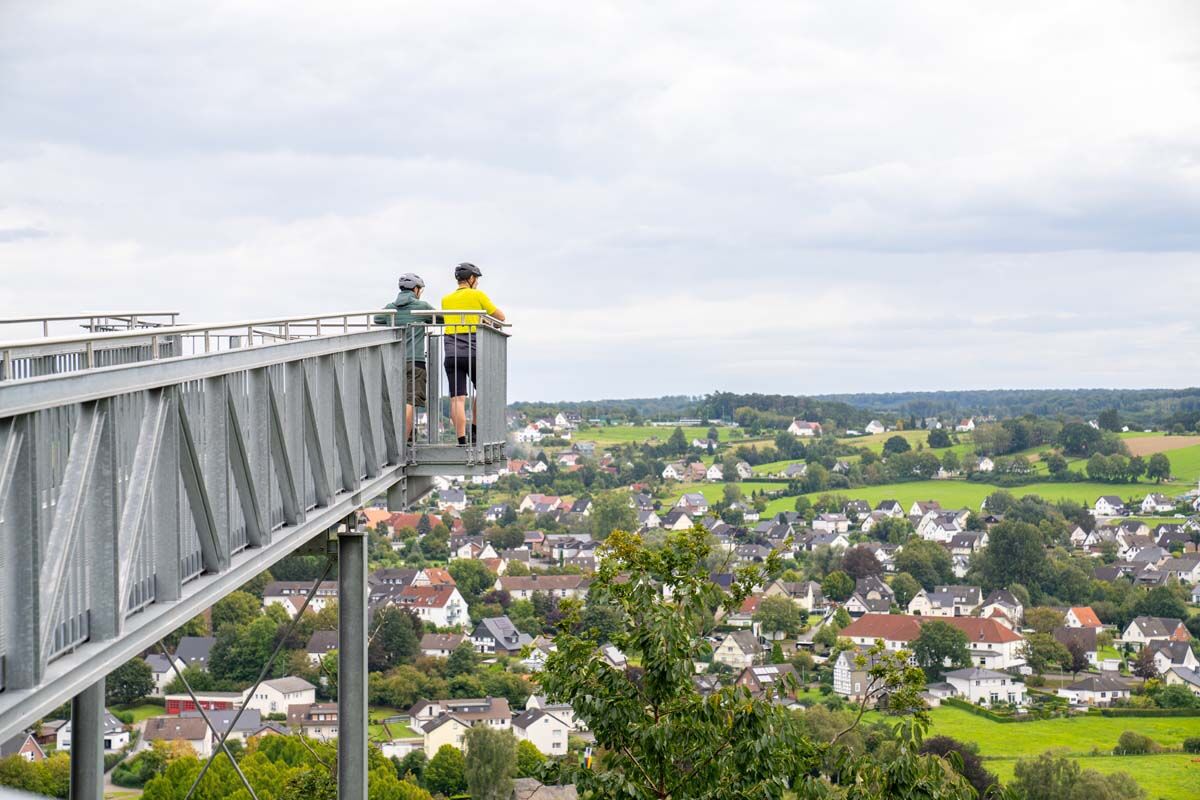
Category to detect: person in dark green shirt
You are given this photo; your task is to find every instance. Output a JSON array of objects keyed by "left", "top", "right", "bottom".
[{"left": 375, "top": 273, "right": 434, "bottom": 440}]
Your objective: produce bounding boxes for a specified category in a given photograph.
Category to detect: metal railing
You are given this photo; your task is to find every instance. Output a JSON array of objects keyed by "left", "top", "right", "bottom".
[{"left": 0, "top": 312, "right": 180, "bottom": 339}]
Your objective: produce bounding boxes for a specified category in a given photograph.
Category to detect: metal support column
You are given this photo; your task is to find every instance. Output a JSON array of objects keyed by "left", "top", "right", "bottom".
[
  {"left": 70, "top": 679, "right": 105, "bottom": 800},
  {"left": 337, "top": 521, "right": 367, "bottom": 800}
]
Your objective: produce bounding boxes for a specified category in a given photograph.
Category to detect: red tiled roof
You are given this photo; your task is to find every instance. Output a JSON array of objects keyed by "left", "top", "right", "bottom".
[
  {"left": 398, "top": 585, "right": 458, "bottom": 608},
  {"left": 1070, "top": 607, "right": 1102, "bottom": 627},
  {"left": 839, "top": 613, "right": 1023, "bottom": 644}
]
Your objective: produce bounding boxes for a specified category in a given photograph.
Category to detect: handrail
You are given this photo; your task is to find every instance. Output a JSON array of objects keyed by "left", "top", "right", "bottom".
[{"left": 0, "top": 312, "right": 180, "bottom": 326}]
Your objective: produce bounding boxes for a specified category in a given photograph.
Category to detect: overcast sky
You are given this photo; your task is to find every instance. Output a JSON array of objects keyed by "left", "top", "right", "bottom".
[{"left": 2, "top": 2, "right": 1199, "bottom": 400}]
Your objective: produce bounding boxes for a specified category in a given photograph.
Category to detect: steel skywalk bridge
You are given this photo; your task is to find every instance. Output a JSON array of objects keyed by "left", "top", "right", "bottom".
[{"left": 0, "top": 311, "right": 508, "bottom": 799}]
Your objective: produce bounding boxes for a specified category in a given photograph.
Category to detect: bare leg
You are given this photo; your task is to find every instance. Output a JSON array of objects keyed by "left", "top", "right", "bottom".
[
  {"left": 450, "top": 396, "right": 467, "bottom": 438},
  {"left": 406, "top": 404, "right": 415, "bottom": 440}
]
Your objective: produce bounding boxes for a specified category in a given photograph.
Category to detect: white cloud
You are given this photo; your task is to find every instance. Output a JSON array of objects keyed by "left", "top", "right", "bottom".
[{"left": 1, "top": 1, "right": 1199, "bottom": 399}]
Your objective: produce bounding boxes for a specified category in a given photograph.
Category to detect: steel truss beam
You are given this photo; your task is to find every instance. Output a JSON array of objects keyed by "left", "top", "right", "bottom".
[{"left": 0, "top": 328, "right": 503, "bottom": 743}]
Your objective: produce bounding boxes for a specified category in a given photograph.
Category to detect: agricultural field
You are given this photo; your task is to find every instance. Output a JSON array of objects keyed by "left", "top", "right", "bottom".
[
  {"left": 571, "top": 425, "right": 748, "bottom": 445},
  {"left": 869, "top": 706, "right": 1200, "bottom": 798},
  {"left": 835, "top": 429, "right": 953, "bottom": 453}
]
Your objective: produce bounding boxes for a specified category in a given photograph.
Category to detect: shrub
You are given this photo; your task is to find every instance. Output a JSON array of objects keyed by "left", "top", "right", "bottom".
[
  {"left": 1025, "top": 674, "right": 1046, "bottom": 688},
  {"left": 110, "top": 710, "right": 134, "bottom": 725},
  {"left": 1114, "top": 730, "right": 1158, "bottom": 755},
  {"left": 1183, "top": 737, "right": 1200, "bottom": 754}
]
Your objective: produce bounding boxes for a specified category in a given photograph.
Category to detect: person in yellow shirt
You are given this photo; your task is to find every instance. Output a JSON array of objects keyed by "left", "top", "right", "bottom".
[{"left": 441, "top": 262, "right": 506, "bottom": 444}]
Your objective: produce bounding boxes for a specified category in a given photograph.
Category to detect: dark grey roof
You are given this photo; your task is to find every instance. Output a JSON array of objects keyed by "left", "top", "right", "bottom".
[
  {"left": 175, "top": 636, "right": 216, "bottom": 667},
  {"left": 181, "top": 708, "right": 261, "bottom": 734},
  {"left": 306, "top": 630, "right": 339, "bottom": 653},
  {"left": 1129, "top": 616, "right": 1185, "bottom": 638},
  {"left": 472, "top": 617, "right": 532, "bottom": 652},
  {"left": 1065, "top": 675, "right": 1128, "bottom": 693}
]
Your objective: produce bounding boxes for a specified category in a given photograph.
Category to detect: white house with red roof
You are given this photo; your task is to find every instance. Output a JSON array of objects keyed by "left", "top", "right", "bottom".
[
  {"left": 787, "top": 419, "right": 822, "bottom": 437},
  {"left": 396, "top": 584, "right": 469, "bottom": 627},
  {"left": 839, "top": 614, "right": 1026, "bottom": 670},
  {"left": 1065, "top": 606, "right": 1103, "bottom": 628}
]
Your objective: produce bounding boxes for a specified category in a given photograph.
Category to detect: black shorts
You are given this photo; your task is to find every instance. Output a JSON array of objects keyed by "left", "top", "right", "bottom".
[{"left": 444, "top": 353, "right": 477, "bottom": 397}]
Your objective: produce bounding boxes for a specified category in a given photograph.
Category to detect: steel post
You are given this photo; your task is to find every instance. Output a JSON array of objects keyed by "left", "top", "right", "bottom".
[
  {"left": 338, "top": 523, "right": 367, "bottom": 800},
  {"left": 69, "top": 679, "right": 105, "bottom": 800}
]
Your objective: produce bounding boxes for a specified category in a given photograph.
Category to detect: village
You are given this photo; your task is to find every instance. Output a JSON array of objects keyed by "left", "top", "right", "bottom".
[{"left": 4, "top": 409, "right": 1200, "bottom": 799}]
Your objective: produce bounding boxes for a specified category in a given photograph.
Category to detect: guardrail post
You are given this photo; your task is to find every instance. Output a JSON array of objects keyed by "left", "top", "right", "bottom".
[
  {"left": 338, "top": 519, "right": 367, "bottom": 800},
  {"left": 69, "top": 679, "right": 105, "bottom": 800}
]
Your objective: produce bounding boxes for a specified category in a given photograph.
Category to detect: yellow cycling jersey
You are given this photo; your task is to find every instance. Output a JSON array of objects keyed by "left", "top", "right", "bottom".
[{"left": 441, "top": 287, "right": 498, "bottom": 334}]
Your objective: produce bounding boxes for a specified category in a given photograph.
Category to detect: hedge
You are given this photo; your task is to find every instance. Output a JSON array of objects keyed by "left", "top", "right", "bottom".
[
  {"left": 940, "top": 697, "right": 1018, "bottom": 723},
  {"left": 1093, "top": 707, "right": 1200, "bottom": 718}
]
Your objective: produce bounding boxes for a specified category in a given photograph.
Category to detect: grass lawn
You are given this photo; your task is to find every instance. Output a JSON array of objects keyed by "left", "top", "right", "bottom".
[
  {"left": 368, "top": 706, "right": 415, "bottom": 742},
  {"left": 1162, "top": 443, "right": 1200, "bottom": 483},
  {"left": 110, "top": 703, "right": 164, "bottom": 723},
  {"left": 836, "top": 430, "right": 945, "bottom": 453},
  {"left": 875, "top": 706, "right": 1200, "bottom": 757},
  {"left": 987, "top": 753, "right": 1200, "bottom": 800}
]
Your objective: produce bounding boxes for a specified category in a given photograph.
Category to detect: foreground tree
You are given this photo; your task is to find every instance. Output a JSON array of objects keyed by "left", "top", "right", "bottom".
[
  {"left": 463, "top": 726, "right": 516, "bottom": 800},
  {"left": 918, "top": 736, "right": 998, "bottom": 798},
  {"left": 541, "top": 526, "right": 975, "bottom": 799},
  {"left": 423, "top": 745, "right": 466, "bottom": 797},
  {"left": 1009, "top": 752, "right": 1144, "bottom": 800}
]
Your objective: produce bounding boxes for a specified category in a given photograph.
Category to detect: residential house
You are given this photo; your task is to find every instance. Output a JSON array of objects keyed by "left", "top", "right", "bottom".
[
  {"left": 176, "top": 636, "right": 217, "bottom": 671},
  {"left": 800, "top": 531, "right": 851, "bottom": 551},
  {"left": 676, "top": 492, "right": 710, "bottom": 514},
  {"left": 263, "top": 581, "right": 339, "bottom": 614},
  {"left": 977, "top": 589, "right": 1023, "bottom": 625},
  {"left": 945, "top": 668, "right": 1027, "bottom": 706},
  {"left": 512, "top": 709, "right": 571, "bottom": 756},
  {"left": 909, "top": 500, "right": 942, "bottom": 517},
  {"left": 181, "top": 709, "right": 264, "bottom": 745},
  {"left": 736, "top": 663, "right": 800, "bottom": 700},
  {"left": 519, "top": 494, "right": 563, "bottom": 514},
  {"left": 955, "top": 418, "right": 975, "bottom": 433},
  {"left": 57, "top": 712, "right": 129, "bottom": 753},
  {"left": 1093, "top": 496, "right": 1127, "bottom": 517},
  {"left": 1163, "top": 666, "right": 1200, "bottom": 696},
  {"left": 498, "top": 574, "right": 590, "bottom": 601},
  {"left": 781, "top": 463, "right": 808, "bottom": 479},
  {"left": 1122, "top": 616, "right": 1190, "bottom": 649},
  {"left": 1141, "top": 493, "right": 1176, "bottom": 514},
  {"left": 876, "top": 500, "right": 904, "bottom": 518},
  {"left": 1069, "top": 526, "right": 1089, "bottom": 547},
  {"left": 437, "top": 488, "right": 467, "bottom": 512},
  {"left": 907, "top": 585, "right": 983, "bottom": 617},
  {"left": 661, "top": 463, "right": 685, "bottom": 481},
  {"left": 788, "top": 420, "right": 822, "bottom": 437},
  {"left": 396, "top": 584, "right": 470, "bottom": 628},
  {"left": 813, "top": 513, "right": 850, "bottom": 534},
  {"left": 143, "top": 717, "right": 212, "bottom": 757},
  {"left": 839, "top": 614, "right": 1026, "bottom": 669},
  {"left": 735, "top": 462, "right": 754, "bottom": 479},
  {"left": 526, "top": 694, "right": 583, "bottom": 732},
  {"left": 1148, "top": 640, "right": 1200, "bottom": 675},
  {"left": 1057, "top": 675, "right": 1130, "bottom": 706},
  {"left": 765, "top": 580, "right": 825, "bottom": 612},
  {"left": 421, "top": 633, "right": 466, "bottom": 658},
  {"left": 145, "top": 652, "right": 181, "bottom": 696},
  {"left": 1160, "top": 555, "right": 1200, "bottom": 584},
  {"left": 975, "top": 457, "right": 995, "bottom": 473},
  {"left": 1065, "top": 606, "right": 1103, "bottom": 629},
  {"left": 865, "top": 420, "right": 886, "bottom": 435},
  {"left": 0, "top": 733, "right": 45, "bottom": 762},
  {"left": 713, "top": 631, "right": 763, "bottom": 669},
  {"left": 637, "top": 509, "right": 662, "bottom": 529},
  {"left": 242, "top": 677, "right": 317, "bottom": 716},
  {"left": 832, "top": 648, "right": 884, "bottom": 701},
  {"left": 288, "top": 703, "right": 339, "bottom": 741},
  {"left": 471, "top": 616, "right": 533, "bottom": 656},
  {"left": 658, "top": 509, "right": 694, "bottom": 530},
  {"left": 1053, "top": 626, "right": 1098, "bottom": 664},
  {"left": 706, "top": 464, "right": 724, "bottom": 482},
  {"left": 306, "top": 631, "right": 339, "bottom": 666}
]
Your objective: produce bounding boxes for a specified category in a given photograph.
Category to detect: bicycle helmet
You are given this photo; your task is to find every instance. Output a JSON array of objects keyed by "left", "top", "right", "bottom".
[
  {"left": 397, "top": 273, "right": 425, "bottom": 291},
  {"left": 454, "top": 262, "right": 483, "bottom": 282}
]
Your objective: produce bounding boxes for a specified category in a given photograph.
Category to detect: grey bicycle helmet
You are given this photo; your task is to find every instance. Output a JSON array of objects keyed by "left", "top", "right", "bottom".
[
  {"left": 454, "top": 262, "right": 483, "bottom": 281},
  {"left": 398, "top": 273, "right": 425, "bottom": 290}
]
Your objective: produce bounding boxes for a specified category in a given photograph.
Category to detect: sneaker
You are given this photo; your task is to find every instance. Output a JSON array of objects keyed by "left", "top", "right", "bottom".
[{"left": 457, "top": 436, "right": 467, "bottom": 446}]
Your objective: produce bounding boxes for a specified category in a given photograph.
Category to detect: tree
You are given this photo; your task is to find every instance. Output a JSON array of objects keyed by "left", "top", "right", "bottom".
[
  {"left": 515, "top": 739, "right": 546, "bottom": 778},
  {"left": 1097, "top": 408, "right": 1122, "bottom": 432},
  {"left": 211, "top": 591, "right": 262, "bottom": 631},
  {"left": 446, "top": 641, "right": 478, "bottom": 677},
  {"left": 423, "top": 745, "right": 466, "bottom": 797},
  {"left": 1133, "top": 586, "right": 1188, "bottom": 620},
  {"left": 107, "top": 657, "right": 155, "bottom": 706},
  {"left": 918, "top": 736, "right": 997, "bottom": 798},
  {"left": 590, "top": 490, "right": 637, "bottom": 541},
  {"left": 448, "top": 558, "right": 495, "bottom": 602},
  {"left": 840, "top": 546, "right": 882, "bottom": 580},
  {"left": 1146, "top": 452, "right": 1171, "bottom": 482},
  {"left": 912, "top": 620, "right": 971, "bottom": 680},
  {"left": 539, "top": 526, "right": 971, "bottom": 799},
  {"left": 894, "top": 539, "right": 954, "bottom": 590},
  {"left": 368, "top": 607, "right": 421, "bottom": 672},
  {"left": 873, "top": 516, "right": 914, "bottom": 545},
  {"left": 667, "top": 426, "right": 688, "bottom": 455},
  {"left": 395, "top": 750, "right": 427, "bottom": 781},
  {"left": 1024, "top": 607, "right": 1066, "bottom": 635},
  {"left": 1064, "top": 638, "right": 1090, "bottom": 678},
  {"left": 1126, "top": 455, "right": 1146, "bottom": 482},
  {"left": 890, "top": 573, "right": 922, "bottom": 608},
  {"left": 941, "top": 450, "right": 960, "bottom": 473},
  {"left": 927, "top": 428, "right": 951, "bottom": 448},
  {"left": 1022, "top": 633, "right": 1069, "bottom": 675},
  {"left": 463, "top": 726, "right": 516, "bottom": 800},
  {"left": 1057, "top": 422, "right": 1104, "bottom": 457},
  {"left": 1009, "top": 752, "right": 1144, "bottom": 800},
  {"left": 975, "top": 521, "right": 1046, "bottom": 590},
  {"left": 882, "top": 435, "right": 911, "bottom": 455},
  {"left": 1044, "top": 452, "right": 1069, "bottom": 476},
  {"left": 820, "top": 570, "right": 854, "bottom": 602},
  {"left": 210, "top": 616, "right": 278, "bottom": 684},
  {"left": 461, "top": 505, "right": 486, "bottom": 534},
  {"left": 1132, "top": 647, "right": 1158, "bottom": 682},
  {"left": 753, "top": 596, "right": 805, "bottom": 638}
]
